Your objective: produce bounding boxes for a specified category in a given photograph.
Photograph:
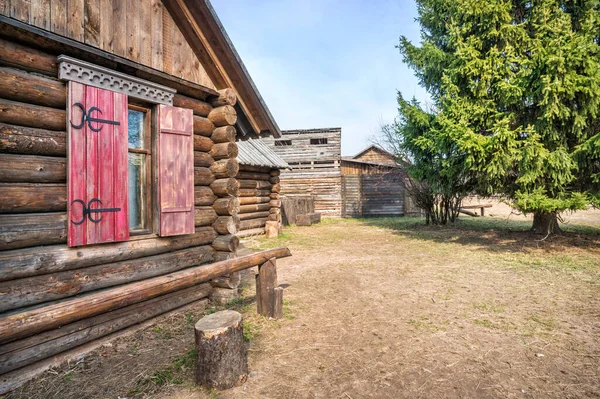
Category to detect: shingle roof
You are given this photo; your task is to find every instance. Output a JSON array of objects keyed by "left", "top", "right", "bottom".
[{"left": 237, "top": 139, "right": 290, "bottom": 169}]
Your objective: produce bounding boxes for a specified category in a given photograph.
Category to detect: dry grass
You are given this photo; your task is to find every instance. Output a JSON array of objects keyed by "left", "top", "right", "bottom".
[{"left": 5, "top": 216, "right": 600, "bottom": 399}]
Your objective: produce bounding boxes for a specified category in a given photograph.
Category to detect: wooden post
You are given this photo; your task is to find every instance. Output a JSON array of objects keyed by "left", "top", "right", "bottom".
[
  {"left": 265, "top": 220, "right": 278, "bottom": 238},
  {"left": 255, "top": 258, "right": 282, "bottom": 319},
  {"left": 195, "top": 310, "right": 248, "bottom": 390}
]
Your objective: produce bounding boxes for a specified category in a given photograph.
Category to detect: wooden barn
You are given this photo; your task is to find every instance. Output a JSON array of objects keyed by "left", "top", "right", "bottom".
[
  {"left": 0, "top": 0, "right": 291, "bottom": 392},
  {"left": 236, "top": 139, "right": 289, "bottom": 238},
  {"left": 267, "top": 127, "right": 343, "bottom": 217},
  {"left": 341, "top": 145, "right": 408, "bottom": 218}
]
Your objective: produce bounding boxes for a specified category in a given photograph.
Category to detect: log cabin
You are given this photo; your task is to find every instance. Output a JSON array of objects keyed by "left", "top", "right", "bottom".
[
  {"left": 267, "top": 127, "right": 343, "bottom": 217},
  {"left": 236, "top": 139, "right": 289, "bottom": 238},
  {"left": 0, "top": 0, "right": 288, "bottom": 392}
]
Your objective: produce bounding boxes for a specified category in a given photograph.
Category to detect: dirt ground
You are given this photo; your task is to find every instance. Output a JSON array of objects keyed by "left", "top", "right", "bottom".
[{"left": 5, "top": 216, "right": 600, "bottom": 399}]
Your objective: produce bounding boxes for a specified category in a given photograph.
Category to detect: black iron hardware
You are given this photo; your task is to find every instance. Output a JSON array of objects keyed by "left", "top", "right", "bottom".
[
  {"left": 70, "top": 103, "right": 121, "bottom": 132},
  {"left": 70, "top": 198, "right": 121, "bottom": 225}
]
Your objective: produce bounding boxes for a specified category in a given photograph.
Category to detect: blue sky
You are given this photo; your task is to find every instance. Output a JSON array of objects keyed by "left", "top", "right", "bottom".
[{"left": 212, "top": 0, "right": 429, "bottom": 156}]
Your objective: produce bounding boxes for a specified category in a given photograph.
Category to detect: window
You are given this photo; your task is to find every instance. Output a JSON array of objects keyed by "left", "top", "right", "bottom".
[
  {"left": 310, "top": 138, "right": 327, "bottom": 145},
  {"left": 275, "top": 140, "right": 292, "bottom": 146},
  {"left": 127, "top": 106, "right": 152, "bottom": 233}
]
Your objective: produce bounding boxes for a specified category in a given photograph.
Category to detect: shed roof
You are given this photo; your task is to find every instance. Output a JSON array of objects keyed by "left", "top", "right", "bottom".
[{"left": 237, "top": 139, "right": 290, "bottom": 169}]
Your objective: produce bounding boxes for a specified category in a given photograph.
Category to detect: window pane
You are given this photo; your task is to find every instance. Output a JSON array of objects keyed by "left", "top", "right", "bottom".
[
  {"left": 128, "top": 153, "right": 146, "bottom": 230},
  {"left": 128, "top": 110, "right": 145, "bottom": 149}
]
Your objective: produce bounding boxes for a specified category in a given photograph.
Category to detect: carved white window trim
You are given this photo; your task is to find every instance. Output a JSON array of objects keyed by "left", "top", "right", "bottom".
[{"left": 57, "top": 55, "right": 176, "bottom": 105}]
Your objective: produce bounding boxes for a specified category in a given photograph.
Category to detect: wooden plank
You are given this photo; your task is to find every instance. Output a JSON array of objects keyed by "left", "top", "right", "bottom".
[
  {"left": 0, "top": 212, "right": 66, "bottom": 251},
  {"left": 99, "top": 0, "right": 113, "bottom": 51},
  {"left": 9, "top": 0, "right": 30, "bottom": 22},
  {"left": 256, "top": 258, "right": 278, "bottom": 318},
  {"left": 138, "top": 0, "right": 151, "bottom": 66},
  {"left": 30, "top": 0, "right": 51, "bottom": 30},
  {"left": 50, "top": 0, "right": 67, "bottom": 36},
  {"left": 126, "top": 0, "right": 139, "bottom": 61},
  {"left": 151, "top": 0, "right": 163, "bottom": 70},
  {"left": 66, "top": 0, "right": 84, "bottom": 42},
  {"left": 0, "top": 246, "right": 215, "bottom": 313},
  {"left": 111, "top": 0, "right": 127, "bottom": 57},
  {"left": 0, "top": 285, "right": 212, "bottom": 376},
  {"left": 0, "top": 227, "right": 217, "bottom": 281},
  {"left": 161, "top": 3, "right": 174, "bottom": 76},
  {"left": 0, "top": 247, "right": 292, "bottom": 344}
]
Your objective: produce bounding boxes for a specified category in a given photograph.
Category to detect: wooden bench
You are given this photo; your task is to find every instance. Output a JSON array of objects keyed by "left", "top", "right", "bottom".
[{"left": 459, "top": 204, "right": 492, "bottom": 217}]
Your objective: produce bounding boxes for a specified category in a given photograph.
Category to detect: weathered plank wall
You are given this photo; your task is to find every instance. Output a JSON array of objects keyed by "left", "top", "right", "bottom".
[
  {"left": 342, "top": 170, "right": 406, "bottom": 218},
  {"left": 0, "top": 36, "right": 240, "bottom": 382},
  {"left": 0, "top": 0, "right": 215, "bottom": 89},
  {"left": 235, "top": 165, "right": 281, "bottom": 237},
  {"left": 280, "top": 195, "right": 314, "bottom": 225},
  {"left": 266, "top": 128, "right": 342, "bottom": 217},
  {"left": 353, "top": 147, "right": 397, "bottom": 165}
]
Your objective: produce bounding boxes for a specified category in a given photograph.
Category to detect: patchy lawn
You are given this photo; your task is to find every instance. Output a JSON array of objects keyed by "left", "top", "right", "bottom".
[{"left": 5, "top": 217, "right": 600, "bottom": 399}]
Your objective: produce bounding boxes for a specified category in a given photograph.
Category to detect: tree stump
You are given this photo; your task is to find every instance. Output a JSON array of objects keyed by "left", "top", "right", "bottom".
[{"left": 195, "top": 310, "right": 248, "bottom": 390}]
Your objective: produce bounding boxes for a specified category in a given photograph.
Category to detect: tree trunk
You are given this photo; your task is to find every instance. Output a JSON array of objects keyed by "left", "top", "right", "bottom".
[{"left": 531, "top": 212, "right": 561, "bottom": 235}]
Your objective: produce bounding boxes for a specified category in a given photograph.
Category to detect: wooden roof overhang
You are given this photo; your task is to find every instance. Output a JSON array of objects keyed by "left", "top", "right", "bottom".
[
  {"left": 163, "top": 0, "right": 282, "bottom": 138},
  {"left": 0, "top": 15, "right": 219, "bottom": 101}
]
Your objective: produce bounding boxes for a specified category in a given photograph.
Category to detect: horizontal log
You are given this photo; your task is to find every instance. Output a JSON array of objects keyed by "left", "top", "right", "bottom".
[
  {"left": 240, "top": 218, "right": 268, "bottom": 230},
  {"left": 209, "top": 142, "right": 238, "bottom": 161},
  {"left": 239, "top": 203, "right": 271, "bottom": 213},
  {"left": 173, "top": 93, "right": 212, "bottom": 117},
  {"left": 238, "top": 164, "right": 271, "bottom": 174},
  {"left": 193, "top": 115, "right": 215, "bottom": 137},
  {"left": 194, "top": 135, "right": 213, "bottom": 152},
  {"left": 213, "top": 197, "right": 240, "bottom": 216},
  {"left": 0, "top": 246, "right": 215, "bottom": 313},
  {"left": 271, "top": 183, "right": 281, "bottom": 193},
  {"left": 239, "top": 196, "right": 270, "bottom": 205},
  {"left": 210, "top": 178, "right": 239, "bottom": 197},
  {"left": 213, "top": 251, "right": 236, "bottom": 262},
  {"left": 210, "top": 272, "right": 241, "bottom": 289},
  {"left": 0, "top": 247, "right": 292, "bottom": 344},
  {"left": 269, "top": 208, "right": 281, "bottom": 214},
  {"left": 195, "top": 206, "right": 218, "bottom": 227},
  {"left": 236, "top": 228, "right": 266, "bottom": 238},
  {"left": 212, "top": 215, "right": 240, "bottom": 235},
  {"left": 0, "top": 98, "right": 66, "bottom": 131},
  {"left": 0, "top": 122, "right": 66, "bottom": 156},
  {"left": 194, "top": 185, "right": 217, "bottom": 206},
  {"left": 0, "top": 227, "right": 217, "bottom": 282},
  {"left": 0, "top": 66, "right": 66, "bottom": 109},
  {"left": 0, "top": 285, "right": 212, "bottom": 375},
  {"left": 239, "top": 211, "right": 270, "bottom": 221},
  {"left": 0, "top": 183, "right": 66, "bottom": 213},
  {"left": 212, "top": 234, "right": 239, "bottom": 252},
  {"left": 209, "top": 88, "right": 237, "bottom": 108},
  {"left": 270, "top": 193, "right": 280, "bottom": 200},
  {"left": 0, "top": 212, "right": 66, "bottom": 251},
  {"left": 270, "top": 199, "right": 282, "bottom": 208},
  {"left": 267, "top": 213, "right": 279, "bottom": 222},
  {"left": 194, "top": 167, "right": 216, "bottom": 186},
  {"left": 210, "top": 158, "right": 239, "bottom": 179},
  {"left": 0, "top": 154, "right": 66, "bottom": 183},
  {"left": 194, "top": 151, "right": 214, "bottom": 167},
  {"left": 238, "top": 179, "right": 272, "bottom": 189},
  {"left": 239, "top": 188, "right": 271, "bottom": 197},
  {"left": 0, "top": 37, "right": 57, "bottom": 75},
  {"left": 208, "top": 105, "right": 237, "bottom": 127},
  {"left": 210, "top": 125, "right": 236, "bottom": 144},
  {"left": 269, "top": 176, "right": 280, "bottom": 184},
  {"left": 237, "top": 171, "right": 271, "bottom": 181},
  {"left": 270, "top": 169, "right": 281, "bottom": 176}
]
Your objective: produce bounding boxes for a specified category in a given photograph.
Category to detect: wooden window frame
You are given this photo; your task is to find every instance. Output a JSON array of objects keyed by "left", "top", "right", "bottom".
[{"left": 128, "top": 104, "right": 154, "bottom": 236}]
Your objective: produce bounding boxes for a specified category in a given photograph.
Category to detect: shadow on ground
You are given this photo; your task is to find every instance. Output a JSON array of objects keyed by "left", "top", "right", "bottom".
[{"left": 360, "top": 216, "right": 600, "bottom": 254}]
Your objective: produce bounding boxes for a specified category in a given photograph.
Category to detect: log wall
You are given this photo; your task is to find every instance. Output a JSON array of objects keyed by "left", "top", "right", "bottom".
[
  {"left": 0, "top": 36, "right": 240, "bottom": 385},
  {"left": 235, "top": 165, "right": 281, "bottom": 238},
  {"left": 341, "top": 172, "right": 406, "bottom": 218}
]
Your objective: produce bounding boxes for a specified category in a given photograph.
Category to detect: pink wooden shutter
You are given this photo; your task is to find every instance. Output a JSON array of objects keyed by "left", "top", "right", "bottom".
[
  {"left": 68, "top": 82, "right": 129, "bottom": 247},
  {"left": 157, "top": 104, "right": 194, "bottom": 236}
]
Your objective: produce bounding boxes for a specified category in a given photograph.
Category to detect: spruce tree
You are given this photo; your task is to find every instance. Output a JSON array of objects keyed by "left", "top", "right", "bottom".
[{"left": 399, "top": 0, "right": 600, "bottom": 234}]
